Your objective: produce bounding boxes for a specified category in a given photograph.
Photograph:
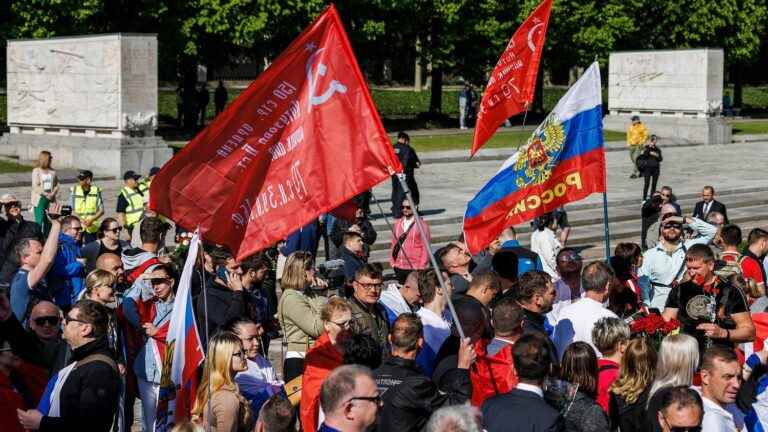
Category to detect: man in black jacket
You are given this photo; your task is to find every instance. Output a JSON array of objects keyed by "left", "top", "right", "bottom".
[
  {"left": 517, "top": 271, "right": 559, "bottom": 366},
  {"left": 0, "top": 194, "right": 43, "bottom": 284},
  {"left": 0, "top": 300, "right": 69, "bottom": 373},
  {"left": 17, "top": 299, "right": 119, "bottom": 432},
  {"left": 482, "top": 333, "right": 561, "bottom": 432},
  {"left": 196, "top": 247, "right": 246, "bottom": 346},
  {"left": 374, "top": 313, "right": 473, "bottom": 432},
  {"left": 692, "top": 185, "right": 729, "bottom": 224},
  {"left": 390, "top": 132, "right": 421, "bottom": 218}
]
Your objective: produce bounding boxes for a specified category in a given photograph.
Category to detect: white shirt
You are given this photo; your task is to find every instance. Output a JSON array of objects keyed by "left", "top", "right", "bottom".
[
  {"left": 417, "top": 306, "right": 451, "bottom": 356},
  {"left": 699, "top": 391, "right": 745, "bottom": 432},
  {"left": 547, "top": 278, "right": 584, "bottom": 327},
  {"left": 530, "top": 228, "right": 561, "bottom": 279},
  {"left": 553, "top": 297, "right": 617, "bottom": 359},
  {"left": 402, "top": 217, "right": 415, "bottom": 232},
  {"left": 516, "top": 382, "right": 544, "bottom": 398}
]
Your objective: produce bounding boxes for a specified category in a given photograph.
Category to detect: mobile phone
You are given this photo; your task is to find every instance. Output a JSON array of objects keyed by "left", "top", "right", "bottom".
[{"left": 216, "top": 265, "right": 229, "bottom": 281}]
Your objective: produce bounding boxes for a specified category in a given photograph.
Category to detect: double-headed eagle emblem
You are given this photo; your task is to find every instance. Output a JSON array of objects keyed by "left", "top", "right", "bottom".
[{"left": 513, "top": 114, "right": 566, "bottom": 188}]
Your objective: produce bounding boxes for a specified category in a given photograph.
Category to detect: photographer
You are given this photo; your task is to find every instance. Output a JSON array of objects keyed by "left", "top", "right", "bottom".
[
  {"left": 277, "top": 251, "right": 328, "bottom": 381},
  {"left": 9, "top": 202, "right": 63, "bottom": 323},
  {"left": 0, "top": 194, "right": 43, "bottom": 285},
  {"left": 330, "top": 206, "right": 377, "bottom": 259}
]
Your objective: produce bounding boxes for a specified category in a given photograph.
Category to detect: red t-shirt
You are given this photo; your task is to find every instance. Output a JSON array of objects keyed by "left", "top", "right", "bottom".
[
  {"left": 741, "top": 256, "right": 765, "bottom": 285},
  {"left": 597, "top": 358, "right": 620, "bottom": 413}
]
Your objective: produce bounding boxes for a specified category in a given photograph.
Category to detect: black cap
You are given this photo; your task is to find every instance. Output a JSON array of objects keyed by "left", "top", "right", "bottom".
[
  {"left": 123, "top": 170, "right": 141, "bottom": 181},
  {"left": 77, "top": 169, "right": 93, "bottom": 180},
  {"left": 149, "top": 166, "right": 160, "bottom": 176},
  {"left": 631, "top": 115, "right": 640, "bottom": 122}
]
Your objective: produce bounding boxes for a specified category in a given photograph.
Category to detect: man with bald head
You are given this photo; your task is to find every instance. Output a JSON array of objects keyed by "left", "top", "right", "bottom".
[
  {"left": 96, "top": 252, "right": 127, "bottom": 292},
  {"left": 0, "top": 295, "right": 68, "bottom": 373}
]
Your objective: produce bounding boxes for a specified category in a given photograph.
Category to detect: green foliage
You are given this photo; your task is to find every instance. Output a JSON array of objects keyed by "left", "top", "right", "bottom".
[{"left": 0, "top": 159, "right": 33, "bottom": 173}]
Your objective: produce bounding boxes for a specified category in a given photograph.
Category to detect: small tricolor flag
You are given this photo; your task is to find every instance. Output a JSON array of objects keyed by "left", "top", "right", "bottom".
[{"left": 154, "top": 232, "right": 205, "bottom": 431}]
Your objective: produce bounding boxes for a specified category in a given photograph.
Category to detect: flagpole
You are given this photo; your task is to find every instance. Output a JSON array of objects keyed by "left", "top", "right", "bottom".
[
  {"left": 602, "top": 192, "right": 611, "bottom": 261},
  {"left": 196, "top": 229, "right": 213, "bottom": 432},
  {"left": 395, "top": 174, "right": 465, "bottom": 340}
]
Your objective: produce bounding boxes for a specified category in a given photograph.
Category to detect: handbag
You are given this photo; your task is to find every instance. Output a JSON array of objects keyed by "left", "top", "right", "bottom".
[{"left": 285, "top": 374, "right": 303, "bottom": 407}]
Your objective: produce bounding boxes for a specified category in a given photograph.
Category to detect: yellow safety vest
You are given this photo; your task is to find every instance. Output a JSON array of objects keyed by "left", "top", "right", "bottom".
[
  {"left": 71, "top": 185, "right": 102, "bottom": 233},
  {"left": 138, "top": 178, "right": 151, "bottom": 205},
  {"left": 120, "top": 186, "right": 145, "bottom": 227}
]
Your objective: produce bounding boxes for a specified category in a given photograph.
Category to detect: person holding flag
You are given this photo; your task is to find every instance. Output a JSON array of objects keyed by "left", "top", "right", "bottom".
[{"left": 464, "top": 62, "right": 606, "bottom": 255}]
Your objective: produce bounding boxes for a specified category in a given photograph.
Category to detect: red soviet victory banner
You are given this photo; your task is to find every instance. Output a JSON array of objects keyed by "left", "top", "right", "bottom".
[
  {"left": 470, "top": 0, "right": 553, "bottom": 156},
  {"left": 150, "top": 4, "right": 402, "bottom": 260}
]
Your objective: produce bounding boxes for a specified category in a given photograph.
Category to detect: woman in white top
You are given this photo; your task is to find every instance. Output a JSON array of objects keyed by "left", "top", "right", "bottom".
[
  {"left": 30, "top": 151, "right": 59, "bottom": 236},
  {"left": 530, "top": 212, "right": 562, "bottom": 279}
]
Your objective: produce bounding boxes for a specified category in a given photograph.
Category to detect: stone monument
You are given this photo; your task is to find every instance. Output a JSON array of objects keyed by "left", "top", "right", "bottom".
[
  {"left": 1, "top": 33, "right": 171, "bottom": 175},
  {"left": 603, "top": 48, "right": 732, "bottom": 145}
]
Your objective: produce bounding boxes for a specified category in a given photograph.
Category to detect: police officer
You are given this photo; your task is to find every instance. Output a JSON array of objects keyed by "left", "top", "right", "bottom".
[
  {"left": 116, "top": 170, "right": 144, "bottom": 243},
  {"left": 68, "top": 169, "right": 104, "bottom": 243}
]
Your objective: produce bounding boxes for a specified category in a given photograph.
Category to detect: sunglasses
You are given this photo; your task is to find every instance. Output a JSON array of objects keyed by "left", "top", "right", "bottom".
[
  {"left": 106, "top": 227, "right": 123, "bottom": 233},
  {"left": 69, "top": 227, "right": 83, "bottom": 232},
  {"left": 558, "top": 254, "right": 582, "bottom": 262},
  {"left": 150, "top": 278, "right": 171, "bottom": 285},
  {"left": 34, "top": 316, "right": 61, "bottom": 327},
  {"left": 663, "top": 224, "right": 683, "bottom": 230},
  {"left": 402, "top": 205, "right": 412, "bottom": 210}
]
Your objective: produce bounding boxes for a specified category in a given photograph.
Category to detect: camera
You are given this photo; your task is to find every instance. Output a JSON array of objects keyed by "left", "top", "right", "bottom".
[
  {"left": 61, "top": 205, "right": 73, "bottom": 217},
  {"left": 316, "top": 259, "right": 346, "bottom": 291}
]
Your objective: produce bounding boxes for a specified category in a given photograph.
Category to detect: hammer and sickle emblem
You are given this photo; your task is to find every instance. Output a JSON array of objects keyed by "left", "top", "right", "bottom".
[{"left": 306, "top": 48, "right": 348, "bottom": 112}]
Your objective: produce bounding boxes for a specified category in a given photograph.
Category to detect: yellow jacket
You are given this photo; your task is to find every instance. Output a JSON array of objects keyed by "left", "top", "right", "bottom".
[{"left": 627, "top": 123, "right": 648, "bottom": 147}]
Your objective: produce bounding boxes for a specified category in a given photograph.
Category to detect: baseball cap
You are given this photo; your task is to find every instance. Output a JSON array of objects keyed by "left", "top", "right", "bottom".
[
  {"left": 0, "top": 193, "right": 19, "bottom": 204},
  {"left": 631, "top": 115, "right": 640, "bottom": 122},
  {"left": 149, "top": 167, "right": 160, "bottom": 176},
  {"left": 123, "top": 170, "right": 141, "bottom": 181},
  {"left": 77, "top": 169, "right": 93, "bottom": 180}
]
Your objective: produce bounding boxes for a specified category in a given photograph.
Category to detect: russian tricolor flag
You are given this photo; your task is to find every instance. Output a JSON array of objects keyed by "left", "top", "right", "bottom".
[
  {"left": 154, "top": 233, "right": 205, "bottom": 431},
  {"left": 464, "top": 62, "right": 606, "bottom": 254}
]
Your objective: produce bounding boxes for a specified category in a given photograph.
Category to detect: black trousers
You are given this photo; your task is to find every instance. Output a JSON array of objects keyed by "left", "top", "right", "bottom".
[{"left": 643, "top": 169, "right": 660, "bottom": 201}]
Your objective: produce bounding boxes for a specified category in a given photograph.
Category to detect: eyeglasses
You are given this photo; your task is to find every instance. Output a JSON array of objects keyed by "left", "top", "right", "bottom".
[
  {"left": 558, "top": 254, "right": 582, "bottom": 263},
  {"left": 355, "top": 281, "right": 383, "bottom": 291},
  {"left": 69, "top": 226, "right": 83, "bottom": 232},
  {"left": 34, "top": 316, "right": 61, "bottom": 327},
  {"left": 330, "top": 319, "right": 352, "bottom": 329},
  {"left": 106, "top": 227, "right": 123, "bottom": 233},
  {"left": 63, "top": 314, "right": 88, "bottom": 325},
  {"left": 347, "top": 394, "right": 383, "bottom": 407}
]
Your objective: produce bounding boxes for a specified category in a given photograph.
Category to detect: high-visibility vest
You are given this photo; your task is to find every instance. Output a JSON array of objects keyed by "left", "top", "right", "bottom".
[
  {"left": 120, "top": 186, "right": 145, "bottom": 227},
  {"left": 71, "top": 185, "right": 102, "bottom": 233},
  {"left": 138, "top": 178, "right": 151, "bottom": 205}
]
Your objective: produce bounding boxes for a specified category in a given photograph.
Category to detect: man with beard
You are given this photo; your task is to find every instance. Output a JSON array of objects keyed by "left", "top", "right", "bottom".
[
  {"left": 516, "top": 270, "right": 558, "bottom": 365},
  {"left": 662, "top": 245, "right": 754, "bottom": 357},
  {"left": 639, "top": 214, "right": 717, "bottom": 311}
]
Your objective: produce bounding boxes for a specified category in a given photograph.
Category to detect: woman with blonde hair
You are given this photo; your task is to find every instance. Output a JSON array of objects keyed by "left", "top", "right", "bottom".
[
  {"left": 83, "top": 269, "right": 117, "bottom": 304},
  {"left": 644, "top": 333, "right": 699, "bottom": 432},
  {"left": 608, "top": 337, "right": 657, "bottom": 432},
  {"left": 30, "top": 150, "right": 59, "bottom": 235},
  {"left": 276, "top": 251, "right": 327, "bottom": 381},
  {"left": 193, "top": 332, "right": 252, "bottom": 432}
]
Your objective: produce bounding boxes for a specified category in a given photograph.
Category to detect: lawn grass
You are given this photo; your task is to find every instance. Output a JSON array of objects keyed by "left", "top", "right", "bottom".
[
  {"left": 731, "top": 120, "right": 768, "bottom": 135},
  {"left": 0, "top": 159, "right": 33, "bottom": 173},
  {"left": 405, "top": 129, "right": 625, "bottom": 152}
]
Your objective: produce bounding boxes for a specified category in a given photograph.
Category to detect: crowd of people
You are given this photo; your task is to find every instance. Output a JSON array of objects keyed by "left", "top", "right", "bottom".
[{"left": 3, "top": 143, "right": 768, "bottom": 432}]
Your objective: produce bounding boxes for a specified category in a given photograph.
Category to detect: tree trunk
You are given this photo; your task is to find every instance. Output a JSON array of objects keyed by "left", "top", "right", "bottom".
[
  {"left": 733, "top": 67, "right": 743, "bottom": 108},
  {"left": 414, "top": 37, "right": 422, "bottom": 92},
  {"left": 429, "top": 68, "right": 443, "bottom": 114}
]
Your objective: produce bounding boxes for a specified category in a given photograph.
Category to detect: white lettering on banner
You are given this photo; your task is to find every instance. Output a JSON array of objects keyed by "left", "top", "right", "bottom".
[
  {"left": 216, "top": 123, "right": 255, "bottom": 158},
  {"left": 231, "top": 160, "right": 309, "bottom": 228}
]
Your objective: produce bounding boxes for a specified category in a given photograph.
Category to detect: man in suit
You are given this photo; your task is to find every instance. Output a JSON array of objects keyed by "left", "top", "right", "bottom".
[
  {"left": 481, "top": 333, "right": 561, "bottom": 432},
  {"left": 692, "top": 185, "right": 729, "bottom": 224}
]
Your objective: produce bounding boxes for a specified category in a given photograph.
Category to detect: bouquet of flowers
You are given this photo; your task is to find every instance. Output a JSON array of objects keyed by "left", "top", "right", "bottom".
[{"left": 628, "top": 312, "right": 680, "bottom": 350}]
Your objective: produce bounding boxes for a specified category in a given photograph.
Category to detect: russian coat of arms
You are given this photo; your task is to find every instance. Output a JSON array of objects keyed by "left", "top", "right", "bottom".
[{"left": 513, "top": 113, "right": 566, "bottom": 188}]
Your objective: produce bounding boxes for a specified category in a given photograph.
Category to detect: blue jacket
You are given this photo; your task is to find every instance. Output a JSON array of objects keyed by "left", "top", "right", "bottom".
[
  {"left": 500, "top": 240, "right": 543, "bottom": 276},
  {"left": 47, "top": 233, "right": 84, "bottom": 307},
  {"left": 280, "top": 222, "right": 319, "bottom": 257}
]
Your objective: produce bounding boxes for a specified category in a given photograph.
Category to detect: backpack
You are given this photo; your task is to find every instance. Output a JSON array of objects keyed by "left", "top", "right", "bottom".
[{"left": 715, "top": 254, "right": 760, "bottom": 299}]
